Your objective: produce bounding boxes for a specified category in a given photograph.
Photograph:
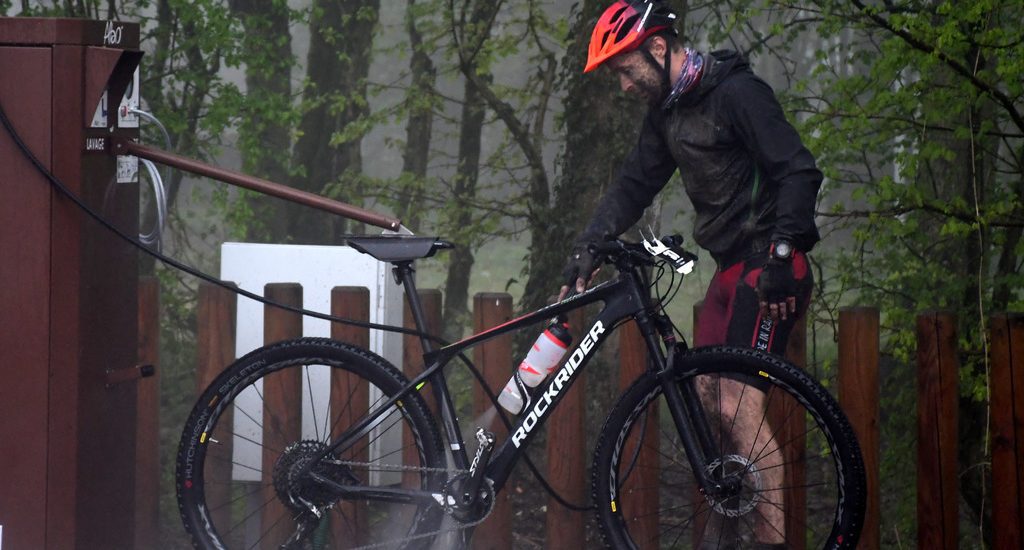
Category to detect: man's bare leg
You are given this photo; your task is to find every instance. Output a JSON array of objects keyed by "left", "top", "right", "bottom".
[{"left": 695, "top": 375, "right": 786, "bottom": 545}]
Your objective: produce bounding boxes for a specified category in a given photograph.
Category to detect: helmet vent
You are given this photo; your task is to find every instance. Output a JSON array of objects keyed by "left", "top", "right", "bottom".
[{"left": 617, "top": 14, "right": 640, "bottom": 41}]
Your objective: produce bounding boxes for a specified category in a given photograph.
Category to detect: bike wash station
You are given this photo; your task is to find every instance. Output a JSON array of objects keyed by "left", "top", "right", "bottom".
[
  {"left": 0, "top": 17, "right": 405, "bottom": 549},
  {"left": 4, "top": 15, "right": 1024, "bottom": 550}
]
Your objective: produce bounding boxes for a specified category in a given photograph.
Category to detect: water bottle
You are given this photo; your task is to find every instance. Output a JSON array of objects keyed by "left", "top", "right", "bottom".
[{"left": 497, "top": 320, "right": 573, "bottom": 414}]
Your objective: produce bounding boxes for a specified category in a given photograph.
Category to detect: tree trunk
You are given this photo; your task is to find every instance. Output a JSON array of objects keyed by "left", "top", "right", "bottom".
[
  {"left": 919, "top": 41, "right": 997, "bottom": 547},
  {"left": 519, "top": 0, "right": 645, "bottom": 313},
  {"left": 290, "top": 0, "right": 379, "bottom": 244},
  {"left": 396, "top": 0, "right": 436, "bottom": 234},
  {"left": 139, "top": 3, "right": 223, "bottom": 272},
  {"left": 441, "top": 61, "right": 488, "bottom": 340},
  {"left": 992, "top": 220, "right": 1022, "bottom": 310},
  {"left": 440, "top": 0, "right": 499, "bottom": 339},
  {"left": 229, "top": 0, "right": 293, "bottom": 241}
]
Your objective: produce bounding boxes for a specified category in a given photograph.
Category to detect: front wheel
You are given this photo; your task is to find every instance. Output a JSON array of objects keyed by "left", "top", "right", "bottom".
[
  {"left": 176, "top": 338, "right": 445, "bottom": 549},
  {"left": 593, "top": 346, "right": 865, "bottom": 549}
]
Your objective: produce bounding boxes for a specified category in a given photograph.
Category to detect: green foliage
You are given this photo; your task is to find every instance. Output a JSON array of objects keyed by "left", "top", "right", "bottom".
[
  {"left": 12, "top": 0, "right": 1016, "bottom": 544},
  {"left": 745, "top": 0, "right": 1024, "bottom": 545}
]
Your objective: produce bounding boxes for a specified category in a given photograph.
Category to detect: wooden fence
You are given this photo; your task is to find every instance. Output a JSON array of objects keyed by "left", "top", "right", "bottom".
[{"left": 136, "top": 277, "right": 1024, "bottom": 549}]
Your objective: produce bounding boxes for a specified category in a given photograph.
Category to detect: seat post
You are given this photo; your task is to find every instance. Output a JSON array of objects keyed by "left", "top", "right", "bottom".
[{"left": 393, "top": 261, "right": 437, "bottom": 354}]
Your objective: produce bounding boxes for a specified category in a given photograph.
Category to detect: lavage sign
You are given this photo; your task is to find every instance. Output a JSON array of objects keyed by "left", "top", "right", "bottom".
[{"left": 511, "top": 321, "right": 607, "bottom": 447}]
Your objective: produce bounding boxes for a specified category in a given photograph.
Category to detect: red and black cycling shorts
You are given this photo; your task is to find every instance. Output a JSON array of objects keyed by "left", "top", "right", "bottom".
[{"left": 694, "top": 251, "right": 813, "bottom": 356}]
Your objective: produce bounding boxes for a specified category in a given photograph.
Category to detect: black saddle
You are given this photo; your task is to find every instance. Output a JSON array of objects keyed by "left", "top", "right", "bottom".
[{"left": 346, "top": 235, "right": 454, "bottom": 263}]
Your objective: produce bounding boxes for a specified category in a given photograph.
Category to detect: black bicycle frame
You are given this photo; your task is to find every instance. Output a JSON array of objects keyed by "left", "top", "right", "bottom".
[
  {"left": 314, "top": 255, "right": 723, "bottom": 505},
  {"left": 431, "top": 272, "right": 653, "bottom": 491}
]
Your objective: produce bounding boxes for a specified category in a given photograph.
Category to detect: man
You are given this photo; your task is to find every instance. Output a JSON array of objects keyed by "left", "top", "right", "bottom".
[{"left": 561, "top": 1, "right": 822, "bottom": 548}]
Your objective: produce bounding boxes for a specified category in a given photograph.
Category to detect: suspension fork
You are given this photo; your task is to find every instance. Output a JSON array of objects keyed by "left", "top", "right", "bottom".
[{"left": 636, "top": 310, "right": 722, "bottom": 495}]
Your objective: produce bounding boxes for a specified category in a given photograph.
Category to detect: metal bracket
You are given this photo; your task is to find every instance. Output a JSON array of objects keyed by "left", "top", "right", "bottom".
[{"left": 105, "top": 364, "right": 155, "bottom": 388}]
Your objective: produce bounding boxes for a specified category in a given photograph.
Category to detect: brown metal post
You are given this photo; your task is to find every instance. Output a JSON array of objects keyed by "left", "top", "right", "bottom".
[
  {"left": 261, "top": 283, "right": 304, "bottom": 546},
  {"left": 546, "top": 306, "right": 587, "bottom": 549},
  {"left": 618, "top": 319, "right": 659, "bottom": 548},
  {"left": 838, "top": 307, "right": 880, "bottom": 550},
  {"left": 330, "top": 287, "right": 370, "bottom": 548},
  {"left": 115, "top": 140, "right": 402, "bottom": 232},
  {"left": 196, "top": 282, "right": 237, "bottom": 532},
  {"left": 916, "top": 312, "right": 958, "bottom": 550},
  {"left": 135, "top": 276, "right": 160, "bottom": 550},
  {"left": 990, "top": 313, "right": 1023, "bottom": 550},
  {"left": 472, "top": 293, "right": 513, "bottom": 549}
]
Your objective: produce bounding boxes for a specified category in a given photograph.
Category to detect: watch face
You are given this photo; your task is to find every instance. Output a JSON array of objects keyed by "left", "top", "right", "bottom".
[{"left": 774, "top": 241, "right": 793, "bottom": 259}]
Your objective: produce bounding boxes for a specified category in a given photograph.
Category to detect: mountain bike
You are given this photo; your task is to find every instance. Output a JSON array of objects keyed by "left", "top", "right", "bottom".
[{"left": 176, "top": 233, "right": 866, "bottom": 549}]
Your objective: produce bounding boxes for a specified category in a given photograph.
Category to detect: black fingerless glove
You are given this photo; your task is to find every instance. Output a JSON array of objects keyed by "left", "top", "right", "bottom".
[
  {"left": 756, "top": 257, "right": 798, "bottom": 303},
  {"left": 562, "top": 243, "right": 601, "bottom": 288}
]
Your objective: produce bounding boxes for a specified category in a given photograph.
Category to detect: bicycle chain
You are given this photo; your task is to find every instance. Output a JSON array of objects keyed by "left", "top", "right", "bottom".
[
  {"left": 326, "top": 458, "right": 461, "bottom": 475},
  {"left": 325, "top": 459, "right": 493, "bottom": 550}
]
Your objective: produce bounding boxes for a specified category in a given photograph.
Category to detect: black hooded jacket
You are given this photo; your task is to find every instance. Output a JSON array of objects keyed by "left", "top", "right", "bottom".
[{"left": 579, "top": 50, "right": 822, "bottom": 266}]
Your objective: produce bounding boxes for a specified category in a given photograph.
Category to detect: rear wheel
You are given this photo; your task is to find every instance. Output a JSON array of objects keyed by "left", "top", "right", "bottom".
[
  {"left": 593, "top": 346, "right": 865, "bottom": 549},
  {"left": 176, "top": 338, "right": 445, "bottom": 549}
]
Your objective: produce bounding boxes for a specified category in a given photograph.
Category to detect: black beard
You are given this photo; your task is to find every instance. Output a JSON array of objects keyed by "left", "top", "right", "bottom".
[
  {"left": 633, "top": 77, "right": 667, "bottom": 108},
  {"left": 643, "top": 87, "right": 670, "bottom": 109},
  {"left": 650, "top": 81, "right": 670, "bottom": 108}
]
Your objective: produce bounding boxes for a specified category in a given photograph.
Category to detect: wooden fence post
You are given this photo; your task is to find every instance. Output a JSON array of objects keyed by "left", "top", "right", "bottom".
[
  {"left": 692, "top": 302, "right": 709, "bottom": 546},
  {"left": 838, "top": 307, "right": 880, "bottom": 550},
  {"left": 546, "top": 306, "right": 587, "bottom": 549},
  {"left": 331, "top": 287, "right": 370, "bottom": 547},
  {"left": 776, "top": 315, "right": 808, "bottom": 550},
  {"left": 916, "top": 312, "right": 958, "bottom": 550},
  {"left": 692, "top": 301, "right": 810, "bottom": 547},
  {"left": 619, "top": 319, "right": 659, "bottom": 548},
  {"left": 196, "top": 282, "right": 238, "bottom": 390},
  {"left": 473, "top": 293, "right": 513, "bottom": 549},
  {"left": 404, "top": 289, "right": 443, "bottom": 414},
  {"left": 196, "top": 282, "right": 237, "bottom": 532},
  {"left": 135, "top": 276, "right": 160, "bottom": 550},
  {"left": 261, "top": 283, "right": 303, "bottom": 544},
  {"left": 990, "top": 313, "right": 1023, "bottom": 550}
]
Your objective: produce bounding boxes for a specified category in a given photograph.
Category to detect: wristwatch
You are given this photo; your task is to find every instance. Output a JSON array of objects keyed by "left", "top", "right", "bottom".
[{"left": 770, "top": 240, "right": 794, "bottom": 261}]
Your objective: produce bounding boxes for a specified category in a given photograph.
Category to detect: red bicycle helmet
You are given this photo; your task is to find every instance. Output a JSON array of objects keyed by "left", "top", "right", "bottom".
[{"left": 584, "top": 0, "right": 678, "bottom": 73}]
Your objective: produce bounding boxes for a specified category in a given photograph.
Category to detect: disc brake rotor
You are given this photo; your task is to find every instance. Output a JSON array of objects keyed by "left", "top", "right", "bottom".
[{"left": 703, "top": 454, "right": 763, "bottom": 517}]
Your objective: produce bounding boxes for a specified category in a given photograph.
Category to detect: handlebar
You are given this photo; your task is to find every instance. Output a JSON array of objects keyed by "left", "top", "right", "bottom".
[{"left": 587, "top": 234, "right": 698, "bottom": 275}]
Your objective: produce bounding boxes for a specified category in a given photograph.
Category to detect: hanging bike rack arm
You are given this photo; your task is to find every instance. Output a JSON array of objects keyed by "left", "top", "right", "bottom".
[{"left": 111, "top": 138, "right": 402, "bottom": 232}]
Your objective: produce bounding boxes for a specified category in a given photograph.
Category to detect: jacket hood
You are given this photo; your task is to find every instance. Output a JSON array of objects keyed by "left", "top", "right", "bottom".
[{"left": 669, "top": 49, "right": 749, "bottom": 108}]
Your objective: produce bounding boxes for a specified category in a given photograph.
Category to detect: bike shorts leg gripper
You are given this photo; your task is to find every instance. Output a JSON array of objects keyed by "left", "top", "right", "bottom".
[{"left": 696, "top": 254, "right": 813, "bottom": 390}]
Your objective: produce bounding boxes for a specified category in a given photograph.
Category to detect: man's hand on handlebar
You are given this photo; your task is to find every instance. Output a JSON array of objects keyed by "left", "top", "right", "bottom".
[{"left": 559, "top": 243, "right": 602, "bottom": 300}]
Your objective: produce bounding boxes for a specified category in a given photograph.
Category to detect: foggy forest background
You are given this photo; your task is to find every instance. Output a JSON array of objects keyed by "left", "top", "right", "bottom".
[{"left": 5, "top": 0, "right": 1023, "bottom": 546}]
